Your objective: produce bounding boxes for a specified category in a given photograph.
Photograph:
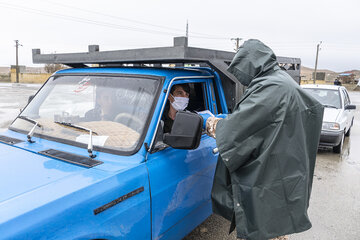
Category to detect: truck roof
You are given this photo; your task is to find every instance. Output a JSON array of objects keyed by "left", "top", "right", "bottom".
[
  {"left": 55, "top": 67, "right": 213, "bottom": 80},
  {"left": 34, "top": 36, "right": 301, "bottom": 112}
]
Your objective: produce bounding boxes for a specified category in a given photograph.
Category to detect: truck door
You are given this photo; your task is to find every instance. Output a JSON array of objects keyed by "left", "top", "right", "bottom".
[{"left": 146, "top": 80, "right": 219, "bottom": 240}]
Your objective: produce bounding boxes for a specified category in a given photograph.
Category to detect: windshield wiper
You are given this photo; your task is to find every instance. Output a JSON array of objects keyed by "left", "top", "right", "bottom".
[
  {"left": 54, "top": 121, "right": 98, "bottom": 158},
  {"left": 323, "top": 104, "right": 337, "bottom": 109},
  {"left": 18, "top": 116, "right": 42, "bottom": 143}
]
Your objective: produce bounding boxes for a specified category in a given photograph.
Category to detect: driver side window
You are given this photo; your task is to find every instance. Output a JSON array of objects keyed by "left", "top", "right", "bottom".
[{"left": 152, "top": 82, "right": 208, "bottom": 152}]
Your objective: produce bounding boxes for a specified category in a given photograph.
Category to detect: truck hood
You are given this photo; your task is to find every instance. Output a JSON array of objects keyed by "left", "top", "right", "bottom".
[
  {"left": 0, "top": 143, "right": 96, "bottom": 203},
  {"left": 323, "top": 107, "right": 341, "bottom": 122}
]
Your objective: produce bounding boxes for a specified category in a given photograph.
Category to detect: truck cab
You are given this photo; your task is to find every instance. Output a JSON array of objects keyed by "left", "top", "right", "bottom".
[
  {"left": 0, "top": 66, "right": 227, "bottom": 239},
  {"left": 0, "top": 37, "right": 300, "bottom": 239}
]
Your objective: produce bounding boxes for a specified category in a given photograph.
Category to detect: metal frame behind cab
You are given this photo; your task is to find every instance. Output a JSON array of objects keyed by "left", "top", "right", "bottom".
[{"left": 32, "top": 37, "right": 301, "bottom": 112}]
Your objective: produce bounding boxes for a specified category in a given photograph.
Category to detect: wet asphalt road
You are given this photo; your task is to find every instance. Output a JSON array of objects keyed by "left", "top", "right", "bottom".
[
  {"left": 0, "top": 83, "right": 41, "bottom": 132},
  {"left": 0, "top": 83, "right": 359, "bottom": 239}
]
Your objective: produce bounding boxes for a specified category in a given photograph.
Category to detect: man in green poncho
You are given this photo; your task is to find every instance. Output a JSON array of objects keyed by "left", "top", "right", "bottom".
[{"left": 203, "top": 39, "right": 324, "bottom": 240}]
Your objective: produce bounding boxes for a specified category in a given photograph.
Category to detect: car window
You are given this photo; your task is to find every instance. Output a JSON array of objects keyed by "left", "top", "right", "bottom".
[
  {"left": 188, "top": 83, "right": 207, "bottom": 112},
  {"left": 342, "top": 89, "right": 350, "bottom": 106},
  {"left": 153, "top": 81, "right": 208, "bottom": 152},
  {"left": 303, "top": 88, "right": 341, "bottom": 109}
]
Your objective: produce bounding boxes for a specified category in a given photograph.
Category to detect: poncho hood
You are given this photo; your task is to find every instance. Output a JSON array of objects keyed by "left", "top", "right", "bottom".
[{"left": 227, "top": 39, "right": 279, "bottom": 86}]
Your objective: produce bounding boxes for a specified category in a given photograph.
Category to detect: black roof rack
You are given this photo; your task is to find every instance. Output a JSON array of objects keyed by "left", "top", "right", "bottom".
[{"left": 32, "top": 37, "right": 301, "bottom": 112}]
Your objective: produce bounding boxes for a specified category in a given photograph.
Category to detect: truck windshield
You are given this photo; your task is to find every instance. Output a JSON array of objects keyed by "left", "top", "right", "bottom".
[{"left": 10, "top": 75, "right": 160, "bottom": 153}]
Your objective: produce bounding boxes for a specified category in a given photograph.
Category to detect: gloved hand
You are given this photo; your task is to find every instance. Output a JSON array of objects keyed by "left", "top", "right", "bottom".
[{"left": 198, "top": 113, "right": 212, "bottom": 129}]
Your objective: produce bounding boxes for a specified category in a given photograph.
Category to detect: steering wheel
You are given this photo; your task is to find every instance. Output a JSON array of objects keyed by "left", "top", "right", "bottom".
[{"left": 114, "top": 113, "right": 143, "bottom": 132}]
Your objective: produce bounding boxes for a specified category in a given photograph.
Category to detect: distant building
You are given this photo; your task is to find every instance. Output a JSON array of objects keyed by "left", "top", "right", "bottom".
[
  {"left": 338, "top": 72, "right": 356, "bottom": 83},
  {"left": 312, "top": 72, "right": 326, "bottom": 80},
  {"left": 10, "top": 65, "right": 26, "bottom": 73}
]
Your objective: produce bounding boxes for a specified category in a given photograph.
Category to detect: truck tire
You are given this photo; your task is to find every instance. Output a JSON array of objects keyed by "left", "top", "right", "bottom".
[{"left": 333, "top": 133, "right": 344, "bottom": 153}]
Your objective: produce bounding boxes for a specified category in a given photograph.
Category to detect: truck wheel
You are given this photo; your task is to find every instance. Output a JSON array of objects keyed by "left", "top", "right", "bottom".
[{"left": 333, "top": 133, "right": 344, "bottom": 153}]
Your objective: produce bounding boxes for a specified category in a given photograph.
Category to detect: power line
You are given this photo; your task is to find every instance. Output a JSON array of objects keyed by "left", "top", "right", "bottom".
[
  {"left": 0, "top": 2, "right": 182, "bottom": 36},
  {"left": 42, "top": 0, "right": 230, "bottom": 39},
  {"left": 54, "top": 1, "right": 179, "bottom": 34},
  {"left": 45, "top": 0, "right": 187, "bottom": 33},
  {"left": 0, "top": 1, "right": 230, "bottom": 40}
]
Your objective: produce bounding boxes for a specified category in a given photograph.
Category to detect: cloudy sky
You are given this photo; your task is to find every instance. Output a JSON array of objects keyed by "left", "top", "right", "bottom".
[{"left": 0, "top": 0, "right": 359, "bottom": 72}]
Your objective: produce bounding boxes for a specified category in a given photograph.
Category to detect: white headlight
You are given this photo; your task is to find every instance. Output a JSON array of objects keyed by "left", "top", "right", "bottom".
[{"left": 322, "top": 122, "right": 340, "bottom": 130}]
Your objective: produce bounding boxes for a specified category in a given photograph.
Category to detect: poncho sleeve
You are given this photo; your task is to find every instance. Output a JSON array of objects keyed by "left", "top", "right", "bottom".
[{"left": 216, "top": 83, "right": 285, "bottom": 173}]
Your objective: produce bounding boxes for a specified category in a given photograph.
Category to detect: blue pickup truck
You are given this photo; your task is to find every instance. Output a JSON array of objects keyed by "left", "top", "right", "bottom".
[
  {"left": 0, "top": 66, "right": 226, "bottom": 239},
  {"left": 0, "top": 37, "right": 300, "bottom": 239}
]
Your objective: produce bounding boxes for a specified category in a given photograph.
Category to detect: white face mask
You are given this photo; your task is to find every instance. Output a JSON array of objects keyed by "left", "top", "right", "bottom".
[{"left": 170, "top": 94, "right": 189, "bottom": 111}]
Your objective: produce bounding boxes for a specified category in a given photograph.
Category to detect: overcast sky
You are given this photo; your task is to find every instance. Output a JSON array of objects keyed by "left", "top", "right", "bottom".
[{"left": 0, "top": 0, "right": 359, "bottom": 72}]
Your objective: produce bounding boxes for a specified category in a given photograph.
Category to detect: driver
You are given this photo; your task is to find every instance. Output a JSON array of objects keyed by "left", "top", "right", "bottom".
[
  {"left": 85, "top": 87, "right": 117, "bottom": 121},
  {"left": 162, "top": 83, "right": 190, "bottom": 133}
]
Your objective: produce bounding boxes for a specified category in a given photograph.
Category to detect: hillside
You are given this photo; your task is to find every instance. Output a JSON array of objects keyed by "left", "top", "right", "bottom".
[
  {"left": 301, "top": 66, "right": 359, "bottom": 81},
  {"left": 0, "top": 66, "right": 46, "bottom": 74},
  {"left": 1, "top": 65, "right": 359, "bottom": 81},
  {"left": 0, "top": 67, "right": 10, "bottom": 74}
]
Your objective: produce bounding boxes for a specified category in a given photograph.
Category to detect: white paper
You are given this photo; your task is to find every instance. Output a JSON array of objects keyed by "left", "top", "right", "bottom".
[
  {"left": 76, "top": 135, "right": 109, "bottom": 146},
  {"left": 196, "top": 110, "right": 214, "bottom": 117}
]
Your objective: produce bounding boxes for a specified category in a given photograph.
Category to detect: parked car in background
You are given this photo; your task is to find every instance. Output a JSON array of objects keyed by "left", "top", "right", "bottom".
[{"left": 302, "top": 84, "right": 356, "bottom": 153}]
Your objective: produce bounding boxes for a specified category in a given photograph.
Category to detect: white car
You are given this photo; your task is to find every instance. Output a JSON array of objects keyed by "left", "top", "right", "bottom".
[{"left": 301, "top": 84, "right": 356, "bottom": 153}]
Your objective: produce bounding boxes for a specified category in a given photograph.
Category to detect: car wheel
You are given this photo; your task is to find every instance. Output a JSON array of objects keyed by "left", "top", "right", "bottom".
[
  {"left": 345, "top": 127, "right": 351, "bottom": 137},
  {"left": 333, "top": 133, "right": 344, "bottom": 153}
]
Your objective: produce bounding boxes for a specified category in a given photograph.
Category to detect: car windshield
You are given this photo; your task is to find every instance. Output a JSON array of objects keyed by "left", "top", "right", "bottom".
[
  {"left": 303, "top": 88, "right": 341, "bottom": 109},
  {"left": 10, "top": 74, "right": 160, "bottom": 153}
]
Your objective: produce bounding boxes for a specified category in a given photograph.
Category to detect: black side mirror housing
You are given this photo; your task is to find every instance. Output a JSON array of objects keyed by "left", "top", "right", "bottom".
[
  {"left": 163, "top": 111, "right": 203, "bottom": 150},
  {"left": 345, "top": 104, "right": 356, "bottom": 110}
]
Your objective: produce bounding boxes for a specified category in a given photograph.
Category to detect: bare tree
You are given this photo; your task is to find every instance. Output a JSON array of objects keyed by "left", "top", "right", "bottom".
[{"left": 44, "top": 63, "right": 64, "bottom": 73}]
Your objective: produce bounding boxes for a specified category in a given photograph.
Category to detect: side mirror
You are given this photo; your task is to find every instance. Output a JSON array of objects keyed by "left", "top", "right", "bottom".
[
  {"left": 345, "top": 104, "right": 356, "bottom": 110},
  {"left": 28, "top": 95, "right": 35, "bottom": 104},
  {"left": 163, "top": 111, "right": 203, "bottom": 150}
]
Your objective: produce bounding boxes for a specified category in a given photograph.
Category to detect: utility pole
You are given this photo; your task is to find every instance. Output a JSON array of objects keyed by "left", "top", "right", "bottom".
[
  {"left": 313, "top": 41, "right": 322, "bottom": 84},
  {"left": 14, "top": 40, "right": 22, "bottom": 83},
  {"left": 231, "top": 38, "right": 242, "bottom": 51},
  {"left": 186, "top": 20, "right": 189, "bottom": 39}
]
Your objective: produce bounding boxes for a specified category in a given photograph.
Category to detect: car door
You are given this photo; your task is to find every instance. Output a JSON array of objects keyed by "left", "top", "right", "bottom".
[
  {"left": 146, "top": 79, "right": 219, "bottom": 240},
  {"left": 341, "top": 88, "right": 352, "bottom": 131}
]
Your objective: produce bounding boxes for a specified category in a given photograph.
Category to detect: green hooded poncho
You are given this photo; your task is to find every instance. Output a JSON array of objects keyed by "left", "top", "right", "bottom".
[{"left": 211, "top": 39, "right": 324, "bottom": 240}]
